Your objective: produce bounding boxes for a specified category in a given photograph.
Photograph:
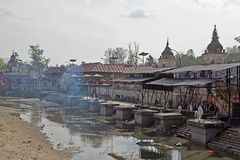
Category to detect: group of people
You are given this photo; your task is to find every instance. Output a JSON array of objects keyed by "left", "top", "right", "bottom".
[
  {"left": 115, "top": 94, "right": 140, "bottom": 103},
  {"left": 178, "top": 100, "right": 219, "bottom": 122}
]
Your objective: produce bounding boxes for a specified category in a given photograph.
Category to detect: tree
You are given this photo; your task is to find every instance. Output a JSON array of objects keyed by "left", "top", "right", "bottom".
[
  {"left": 127, "top": 42, "right": 139, "bottom": 65},
  {"left": 226, "top": 45, "right": 240, "bottom": 63},
  {"left": 103, "top": 47, "right": 127, "bottom": 64},
  {"left": 180, "top": 50, "right": 196, "bottom": 67},
  {"left": 28, "top": 45, "right": 50, "bottom": 72},
  {"left": 0, "top": 58, "right": 7, "bottom": 70},
  {"left": 186, "top": 49, "right": 195, "bottom": 57},
  {"left": 175, "top": 49, "right": 201, "bottom": 67},
  {"left": 145, "top": 55, "right": 155, "bottom": 66}
]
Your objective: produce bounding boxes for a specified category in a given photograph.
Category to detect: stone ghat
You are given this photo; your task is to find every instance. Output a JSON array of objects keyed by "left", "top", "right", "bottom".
[
  {"left": 100, "top": 102, "right": 119, "bottom": 116},
  {"left": 208, "top": 128, "right": 240, "bottom": 157},
  {"left": 154, "top": 113, "right": 185, "bottom": 134},
  {"left": 188, "top": 119, "right": 227, "bottom": 144},
  {"left": 187, "top": 119, "right": 227, "bottom": 128},
  {"left": 115, "top": 105, "right": 137, "bottom": 121},
  {"left": 134, "top": 109, "right": 159, "bottom": 127}
]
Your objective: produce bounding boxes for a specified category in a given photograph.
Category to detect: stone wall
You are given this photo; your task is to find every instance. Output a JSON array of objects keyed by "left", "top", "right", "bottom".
[
  {"left": 158, "top": 58, "right": 176, "bottom": 68},
  {"left": 202, "top": 53, "right": 227, "bottom": 65}
]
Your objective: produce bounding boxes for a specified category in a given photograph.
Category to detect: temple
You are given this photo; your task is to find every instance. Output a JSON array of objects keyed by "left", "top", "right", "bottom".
[
  {"left": 7, "top": 51, "right": 20, "bottom": 72},
  {"left": 202, "top": 25, "right": 227, "bottom": 64},
  {"left": 157, "top": 39, "right": 176, "bottom": 67}
]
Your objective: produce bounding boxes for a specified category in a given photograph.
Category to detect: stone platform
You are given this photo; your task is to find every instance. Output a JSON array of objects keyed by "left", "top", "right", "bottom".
[
  {"left": 155, "top": 113, "right": 184, "bottom": 134},
  {"left": 61, "top": 95, "right": 82, "bottom": 106},
  {"left": 78, "top": 99, "right": 90, "bottom": 110},
  {"left": 115, "top": 105, "right": 137, "bottom": 121},
  {"left": 89, "top": 100, "right": 103, "bottom": 112},
  {"left": 134, "top": 109, "right": 159, "bottom": 127},
  {"left": 135, "top": 104, "right": 150, "bottom": 109},
  {"left": 100, "top": 102, "right": 119, "bottom": 116},
  {"left": 187, "top": 119, "right": 226, "bottom": 144}
]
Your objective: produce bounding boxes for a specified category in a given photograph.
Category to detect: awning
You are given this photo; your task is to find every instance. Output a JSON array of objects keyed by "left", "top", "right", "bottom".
[
  {"left": 113, "top": 77, "right": 156, "bottom": 84},
  {"left": 147, "top": 78, "right": 180, "bottom": 86},
  {"left": 146, "top": 78, "right": 215, "bottom": 86},
  {"left": 173, "top": 79, "right": 215, "bottom": 86}
]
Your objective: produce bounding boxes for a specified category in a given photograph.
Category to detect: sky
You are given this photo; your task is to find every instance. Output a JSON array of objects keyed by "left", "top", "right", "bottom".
[{"left": 0, "top": 0, "right": 240, "bottom": 65}]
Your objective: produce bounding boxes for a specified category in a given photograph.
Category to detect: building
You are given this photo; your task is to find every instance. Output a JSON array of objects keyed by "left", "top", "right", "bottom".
[
  {"left": 202, "top": 25, "right": 227, "bottom": 65},
  {"left": 58, "top": 62, "right": 151, "bottom": 97},
  {"left": 43, "top": 66, "right": 67, "bottom": 90},
  {"left": 158, "top": 40, "right": 176, "bottom": 68},
  {"left": 78, "top": 62, "right": 149, "bottom": 84},
  {"left": 5, "top": 52, "right": 35, "bottom": 91}
]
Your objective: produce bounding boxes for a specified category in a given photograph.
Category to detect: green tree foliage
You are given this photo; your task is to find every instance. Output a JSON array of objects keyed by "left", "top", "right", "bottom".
[
  {"left": 0, "top": 58, "right": 7, "bottom": 69},
  {"left": 145, "top": 55, "right": 155, "bottom": 66},
  {"left": 175, "top": 49, "right": 202, "bottom": 67},
  {"left": 127, "top": 42, "right": 139, "bottom": 65},
  {"left": 103, "top": 47, "right": 127, "bottom": 64},
  {"left": 226, "top": 45, "right": 240, "bottom": 63},
  {"left": 28, "top": 45, "right": 50, "bottom": 72}
]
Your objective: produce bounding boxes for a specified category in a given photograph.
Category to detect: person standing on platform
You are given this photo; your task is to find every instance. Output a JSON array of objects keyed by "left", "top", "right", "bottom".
[{"left": 197, "top": 103, "right": 204, "bottom": 122}]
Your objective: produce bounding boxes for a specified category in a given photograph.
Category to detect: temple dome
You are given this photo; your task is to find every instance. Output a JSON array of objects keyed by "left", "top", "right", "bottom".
[
  {"left": 160, "top": 40, "right": 174, "bottom": 59},
  {"left": 206, "top": 25, "right": 224, "bottom": 54}
]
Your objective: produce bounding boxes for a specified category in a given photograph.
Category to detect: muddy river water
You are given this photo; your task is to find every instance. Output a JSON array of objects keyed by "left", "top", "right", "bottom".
[{"left": 19, "top": 103, "right": 235, "bottom": 160}]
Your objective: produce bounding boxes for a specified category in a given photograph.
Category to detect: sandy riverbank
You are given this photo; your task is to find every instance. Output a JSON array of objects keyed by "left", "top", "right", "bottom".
[{"left": 0, "top": 105, "right": 72, "bottom": 160}]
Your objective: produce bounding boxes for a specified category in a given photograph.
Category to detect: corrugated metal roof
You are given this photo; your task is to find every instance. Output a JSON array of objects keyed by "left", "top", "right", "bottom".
[
  {"left": 147, "top": 78, "right": 180, "bottom": 86},
  {"left": 147, "top": 78, "right": 215, "bottom": 86},
  {"left": 164, "top": 63, "right": 240, "bottom": 73},
  {"left": 174, "top": 79, "right": 215, "bottom": 86},
  {"left": 113, "top": 77, "right": 155, "bottom": 84},
  {"left": 79, "top": 63, "right": 149, "bottom": 73},
  {"left": 125, "top": 67, "right": 174, "bottom": 74}
]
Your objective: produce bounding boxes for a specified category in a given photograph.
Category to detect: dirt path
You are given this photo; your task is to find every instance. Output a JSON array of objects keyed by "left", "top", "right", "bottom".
[{"left": 0, "top": 105, "right": 72, "bottom": 160}]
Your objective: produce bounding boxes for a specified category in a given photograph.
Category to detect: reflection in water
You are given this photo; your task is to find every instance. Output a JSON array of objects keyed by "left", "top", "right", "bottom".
[
  {"left": 20, "top": 107, "right": 182, "bottom": 160},
  {"left": 171, "top": 150, "right": 181, "bottom": 160},
  {"left": 140, "top": 146, "right": 169, "bottom": 159},
  {"left": 80, "top": 134, "right": 103, "bottom": 148}
]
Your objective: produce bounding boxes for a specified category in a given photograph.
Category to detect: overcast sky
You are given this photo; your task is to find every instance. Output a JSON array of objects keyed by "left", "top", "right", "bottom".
[{"left": 0, "top": 0, "right": 240, "bottom": 65}]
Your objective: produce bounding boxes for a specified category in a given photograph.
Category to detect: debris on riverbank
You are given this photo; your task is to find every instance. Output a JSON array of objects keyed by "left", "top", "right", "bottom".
[{"left": 0, "top": 105, "right": 72, "bottom": 160}]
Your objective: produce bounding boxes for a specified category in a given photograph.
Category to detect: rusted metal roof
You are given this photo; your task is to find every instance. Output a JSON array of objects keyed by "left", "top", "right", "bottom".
[
  {"left": 164, "top": 63, "right": 240, "bottom": 73},
  {"left": 80, "top": 63, "right": 149, "bottom": 73}
]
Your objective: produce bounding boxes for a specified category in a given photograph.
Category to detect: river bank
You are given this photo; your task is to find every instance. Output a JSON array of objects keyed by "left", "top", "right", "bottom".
[
  {"left": 0, "top": 97, "right": 237, "bottom": 160},
  {"left": 0, "top": 105, "right": 72, "bottom": 160}
]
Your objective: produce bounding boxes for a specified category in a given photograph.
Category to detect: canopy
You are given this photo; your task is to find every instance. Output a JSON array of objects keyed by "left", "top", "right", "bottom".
[
  {"left": 164, "top": 63, "right": 240, "bottom": 73},
  {"left": 146, "top": 78, "right": 215, "bottom": 86},
  {"left": 126, "top": 67, "right": 174, "bottom": 74},
  {"left": 113, "top": 77, "right": 156, "bottom": 84}
]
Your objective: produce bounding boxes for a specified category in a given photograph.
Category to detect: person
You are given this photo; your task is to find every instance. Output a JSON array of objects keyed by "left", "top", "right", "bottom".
[
  {"left": 197, "top": 103, "right": 204, "bottom": 122},
  {"left": 189, "top": 103, "right": 193, "bottom": 112},
  {"left": 177, "top": 104, "right": 182, "bottom": 114}
]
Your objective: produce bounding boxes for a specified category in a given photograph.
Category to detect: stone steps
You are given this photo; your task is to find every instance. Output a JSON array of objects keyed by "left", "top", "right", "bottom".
[
  {"left": 209, "top": 142, "right": 240, "bottom": 156},
  {"left": 176, "top": 126, "right": 191, "bottom": 139},
  {"left": 218, "top": 135, "right": 240, "bottom": 144},
  {"left": 214, "top": 139, "right": 240, "bottom": 149},
  {"left": 208, "top": 127, "right": 240, "bottom": 157}
]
